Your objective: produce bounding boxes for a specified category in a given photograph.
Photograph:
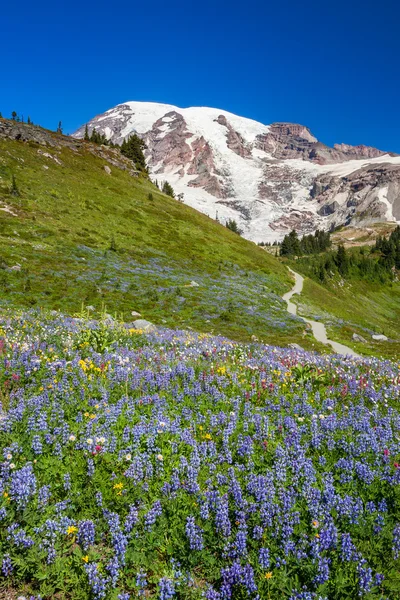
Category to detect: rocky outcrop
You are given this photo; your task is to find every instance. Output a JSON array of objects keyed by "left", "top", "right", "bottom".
[
  {"left": 215, "top": 115, "right": 252, "bottom": 158},
  {"left": 0, "top": 118, "right": 140, "bottom": 176},
  {"left": 333, "top": 143, "right": 387, "bottom": 160}
]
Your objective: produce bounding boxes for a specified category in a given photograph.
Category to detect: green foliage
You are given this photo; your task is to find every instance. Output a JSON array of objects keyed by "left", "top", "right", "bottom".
[
  {"left": 109, "top": 235, "right": 117, "bottom": 252},
  {"left": 225, "top": 219, "right": 243, "bottom": 235},
  {"left": 10, "top": 175, "right": 20, "bottom": 197},
  {"left": 294, "top": 228, "right": 400, "bottom": 286},
  {"left": 0, "top": 133, "right": 306, "bottom": 348},
  {"left": 120, "top": 134, "right": 147, "bottom": 171},
  {"left": 161, "top": 180, "right": 175, "bottom": 198},
  {"left": 89, "top": 127, "right": 110, "bottom": 146},
  {"left": 281, "top": 229, "right": 331, "bottom": 257}
]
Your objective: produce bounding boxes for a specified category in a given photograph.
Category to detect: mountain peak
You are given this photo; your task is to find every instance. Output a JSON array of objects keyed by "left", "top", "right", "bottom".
[{"left": 73, "top": 101, "right": 400, "bottom": 241}]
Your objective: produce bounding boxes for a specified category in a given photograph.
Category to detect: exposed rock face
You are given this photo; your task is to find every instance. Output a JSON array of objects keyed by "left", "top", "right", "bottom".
[
  {"left": 72, "top": 102, "right": 400, "bottom": 241},
  {"left": 215, "top": 115, "right": 252, "bottom": 158},
  {"left": 333, "top": 143, "right": 386, "bottom": 160},
  {"left": 0, "top": 118, "right": 139, "bottom": 175}
]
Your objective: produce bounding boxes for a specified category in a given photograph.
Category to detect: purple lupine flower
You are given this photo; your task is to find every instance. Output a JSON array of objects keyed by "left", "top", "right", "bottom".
[
  {"left": 393, "top": 524, "right": 400, "bottom": 559},
  {"left": 259, "top": 547, "right": 270, "bottom": 568},
  {"left": 144, "top": 500, "right": 162, "bottom": 531},
  {"left": 135, "top": 570, "right": 147, "bottom": 597},
  {"left": 185, "top": 516, "right": 204, "bottom": 550},
  {"left": 10, "top": 464, "right": 36, "bottom": 508},
  {"left": 31, "top": 435, "right": 43, "bottom": 455},
  {"left": 124, "top": 505, "right": 138, "bottom": 534},
  {"left": 357, "top": 560, "right": 374, "bottom": 596},
  {"left": 63, "top": 473, "right": 71, "bottom": 491},
  {"left": 2, "top": 554, "right": 13, "bottom": 576},
  {"left": 159, "top": 577, "right": 175, "bottom": 599},
  {"left": 38, "top": 485, "right": 51, "bottom": 506},
  {"left": 84, "top": 563, "right": 109, "bottom": 599},
  {"left": 77, "top": 520, "right": 95, "bottom": 550}
]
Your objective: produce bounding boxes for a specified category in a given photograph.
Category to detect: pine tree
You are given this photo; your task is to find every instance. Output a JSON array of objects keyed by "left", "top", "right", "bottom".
[
  {"left": 84, "top": 124, "right": 90, "bottom": 141},
  {"left": 336, "top": 245, "right": 349, "bottom": 276},
  {"left": 57, "top": 121, "right": 63, "bottom": 134},
  {"left": 27, "top": 116, "right": 31, "bottom": 125},
  {"left": 0, "top": 112, "right": 2, "bottom": 118},
  {"left": 10, "top": 175, "right": 20, "bottom": 197},
  {"left": 11, "top": 111, "right": 17, "bottom": 121},
  {"left": 120, "top": 135, "right": 147, "bottom": 171},
  {"left": 162, "top": 181, "right": 175, "bottom": 198},
  {"left": 225, "top": 219, "right": 243, "bottom": 235}
]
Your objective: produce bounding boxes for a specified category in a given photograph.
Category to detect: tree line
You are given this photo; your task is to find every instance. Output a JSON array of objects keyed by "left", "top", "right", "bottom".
[
  {"left": 280, "top": 229, "right": 331, "bottom": 256},
  {"left": 295, "top": 226, "right": 400, "bottom": 284}
]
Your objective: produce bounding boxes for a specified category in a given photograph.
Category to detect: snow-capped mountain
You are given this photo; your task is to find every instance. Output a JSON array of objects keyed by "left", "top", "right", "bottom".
[{"left": 73, "top": 101, "right": 400, "bottom": 242}]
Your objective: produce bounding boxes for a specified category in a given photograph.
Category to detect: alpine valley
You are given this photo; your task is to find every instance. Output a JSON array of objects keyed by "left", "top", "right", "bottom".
[{"left": 74, "top": 101, "right": 400, "bottom": 241}]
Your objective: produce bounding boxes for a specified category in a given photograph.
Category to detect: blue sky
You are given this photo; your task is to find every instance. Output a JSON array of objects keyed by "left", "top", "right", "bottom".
[{"left": 2, "top": 0, "right": 399, "bottom": 151}]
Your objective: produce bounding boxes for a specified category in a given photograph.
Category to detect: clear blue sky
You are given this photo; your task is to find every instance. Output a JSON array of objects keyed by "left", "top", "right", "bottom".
[{"left": 2, "top": 0, "right": 399, "bottom": 151}]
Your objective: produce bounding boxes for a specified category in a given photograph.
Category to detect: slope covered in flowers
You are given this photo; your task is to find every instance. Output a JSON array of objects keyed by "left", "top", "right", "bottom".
[{"left": 1, "top": 312, "right": 400, "bottom": 599}]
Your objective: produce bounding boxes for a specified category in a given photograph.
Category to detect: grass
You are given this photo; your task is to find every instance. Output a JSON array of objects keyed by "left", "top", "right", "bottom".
[
  {"left": 0, "top": 129, "right": 314, "bottom": 349},
  {"left": 290, "top": 273, "right": 400, "bottom": 360}
]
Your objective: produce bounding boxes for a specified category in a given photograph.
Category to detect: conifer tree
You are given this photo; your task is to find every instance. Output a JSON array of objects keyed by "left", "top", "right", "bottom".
[
  {"left": 120, "top": 135, "right": 147, "bottom": 171},
  {"left": 11, "top": 111, "right": 17, "bottom": 121},
  {"left": 162, "top": 181, "right": 175, "bottom": 198},
  {"left": 84, "top": 124, "right": 90, "bottom": 141},
  {"left": 57, "top": 121, "right": 63, "bottom": 134},
  {"left": 225, "top": 219, "right": 243, "bottom": 235},
  {"left": 10, "top": 175, "right": 20, "bottom": 197}
]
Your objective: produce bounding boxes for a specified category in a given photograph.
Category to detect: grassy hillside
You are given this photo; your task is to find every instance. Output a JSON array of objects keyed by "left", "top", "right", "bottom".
[
  {"left": 0, "top": 121, "right": 317, "bottom": 348},
  {"left": 287, "top": 263, "right": 400, "bottom": 360}
]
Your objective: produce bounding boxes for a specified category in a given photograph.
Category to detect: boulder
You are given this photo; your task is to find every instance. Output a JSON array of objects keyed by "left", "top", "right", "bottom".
[
  {"left": 132, "top": 319, "right": 156, "bottom": 332},
  {"left": 352, "top": 333, "right": 367, "bottom": 343},
  {"left": 288, "top": 343, "right": 303, "bottom": 351},
  {"left": 190, "top": 280, "right": 200, "bottom": 287},
  {"left": 131, "top": 311, "right": 142, "bottom": 318},
  {"left": 104, "top": 165, "right": 111, "bottom": 175},
  {"left": 372, "top": 334, "right": 388, "bottom": 341}
]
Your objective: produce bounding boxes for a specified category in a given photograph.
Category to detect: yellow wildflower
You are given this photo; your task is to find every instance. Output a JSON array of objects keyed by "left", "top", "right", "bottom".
[
  {"left": 82, "top": 555, "right": 89, "bottom": 563},
  {"left": 67, "top": 526, "right": 78, "bottom": 536},
  {"left": 265, "top": 572, "right": 273, "bottom": 579}
]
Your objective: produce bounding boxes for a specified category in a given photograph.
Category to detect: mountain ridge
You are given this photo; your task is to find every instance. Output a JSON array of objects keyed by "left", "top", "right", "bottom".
[{"left": 74, "top": 101, "right": 400, "bottom": 241}]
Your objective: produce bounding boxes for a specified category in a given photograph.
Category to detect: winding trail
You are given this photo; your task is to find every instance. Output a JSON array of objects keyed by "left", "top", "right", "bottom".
[{"left": 283, "top": 268, "right": 360, "bottom": 358}]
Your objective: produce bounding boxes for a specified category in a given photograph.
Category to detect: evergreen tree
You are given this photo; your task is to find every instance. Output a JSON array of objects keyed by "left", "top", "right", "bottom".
[
  {"left": 57, "top": 121, "right": 63, "bottom": 134},
  {"left": 11, "top": 111, "right": 17, "bottom": 121},
  {"left": 225, "top": 219, "right": 243, "bottom": 235},
  {"left": 335, "top": 245, "right": 349, "bottom": 276},
  {"left": 84, "top": 124, "right": 90, "bottom": 141},
  {"left": 162, "top": 181, "right": 175, "bottom": 198},
  {"left": 120, "top": 135, "right": 147, "bottom": 171},
  {"left": 10, "top": 175, "right": 20, "bottom": 197},
  {"left": 27, "top": 116, "right": 31, "bottom": 125}
]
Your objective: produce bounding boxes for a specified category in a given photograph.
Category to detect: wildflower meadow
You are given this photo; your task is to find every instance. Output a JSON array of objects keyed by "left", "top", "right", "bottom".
[{"left": 1, "top": 311, "right": 400, "bottom": 599}]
